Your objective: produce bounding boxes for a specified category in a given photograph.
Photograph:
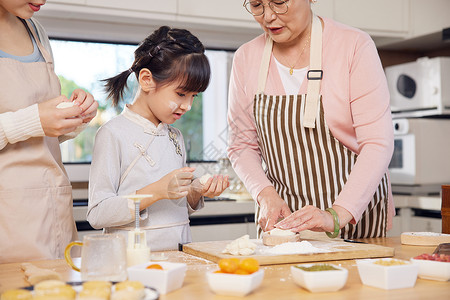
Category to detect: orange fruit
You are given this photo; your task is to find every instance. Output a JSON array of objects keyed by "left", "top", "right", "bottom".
[
  {"left": 213, "top": 270, "right": 223, "bottom": 273},
  {"left": 234, "top": 269, "right": 250, "bottom": 275},
  {"left": 218, "top": 258, "right": 239, "bottom": 273},
  {"left": 238, "top": 258, "right": 259, "bottom": 274},
  {"left": 146, "top": 264, "right": 163, "bottom": 270}
]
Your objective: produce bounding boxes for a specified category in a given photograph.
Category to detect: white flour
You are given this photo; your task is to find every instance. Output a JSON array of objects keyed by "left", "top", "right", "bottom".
[{"left": 262, "top": 241, "right": 330, "bottom": 255}]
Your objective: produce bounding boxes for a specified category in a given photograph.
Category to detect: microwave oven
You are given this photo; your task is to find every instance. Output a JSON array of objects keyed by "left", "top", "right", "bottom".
[
  {"left": 389, "top": 118, "right": 450, "bottom": 190},
  {"left": 385, "top": 57, "right": 450, "bottom": 118}
]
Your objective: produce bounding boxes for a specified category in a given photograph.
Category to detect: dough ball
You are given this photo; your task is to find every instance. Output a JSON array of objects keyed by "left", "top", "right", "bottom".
[
  {"left": 199, "top": 173, "right": 212, "bottom": 185},
  {"left": 268, "top": 228, "right": 296, "bottom": 236},
  {"left": 56, "top": 101, "right": 75, "bottom": 109}
]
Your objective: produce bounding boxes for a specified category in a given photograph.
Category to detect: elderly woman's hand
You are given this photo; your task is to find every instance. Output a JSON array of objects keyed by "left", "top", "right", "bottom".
[
  {"left": 274, "top": 205, "right": 353, "bottom": 233},
  {"left": 257, "top": 186, "right": 292, "bottom": 232}
]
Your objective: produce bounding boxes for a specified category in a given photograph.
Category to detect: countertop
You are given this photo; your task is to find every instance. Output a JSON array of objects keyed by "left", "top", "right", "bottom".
[{"left": 1, "top": 237, "right": 449, "bottom": 299}]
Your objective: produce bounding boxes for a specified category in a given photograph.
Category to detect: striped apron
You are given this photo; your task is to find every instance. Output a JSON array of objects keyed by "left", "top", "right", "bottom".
[{"left": 253, "top": 15, "right": 389, "bottom": 239}]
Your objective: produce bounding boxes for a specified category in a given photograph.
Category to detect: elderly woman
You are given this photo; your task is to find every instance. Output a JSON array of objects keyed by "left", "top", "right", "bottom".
[{"left": 227, "top": 0, "right": 394, "bottom": 239}]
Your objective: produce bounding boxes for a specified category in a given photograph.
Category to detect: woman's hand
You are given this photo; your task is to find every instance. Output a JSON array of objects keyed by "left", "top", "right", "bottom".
[
  {"left": 191, "top": 175, "right": 230, "bottom": 198},
  {"left": 70, "top": 89, "right": 98, "bottom": 123},
  {"left": 257, "top": 186, "right": 292, "bottom": 232},
  {"left": 275, "top": 205, "right": 353, "bottom": 233},
  {"left": 38, "top": 95, "right": 83, "bottom": 137}
]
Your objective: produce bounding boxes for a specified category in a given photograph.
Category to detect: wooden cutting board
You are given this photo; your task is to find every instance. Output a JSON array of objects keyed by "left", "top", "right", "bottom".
[{"left": 182, "top": 238, "right": 394, "bottom": 265}]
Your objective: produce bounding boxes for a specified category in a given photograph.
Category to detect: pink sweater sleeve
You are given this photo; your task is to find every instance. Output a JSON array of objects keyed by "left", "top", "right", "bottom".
[
  {"left": 227, "top": 36, "right": 274, "bottom": 201},
  {"left": 327, "top": 32, "right": 394, "bottom": 224}
]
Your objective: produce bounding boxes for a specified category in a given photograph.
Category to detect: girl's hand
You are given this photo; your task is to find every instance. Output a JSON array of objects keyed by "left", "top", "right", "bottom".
[
  {"left": 192, "top": 175, "right": 230, "bottom": 198},
  {"left": 38, "top": 96, "right": 83, "bottom": 137},
  {"left": 69, "top": 89, "right": 98, "bottom": 123},
  {"left": 157, "top": 167, "right": 195, "bottom": 199}
]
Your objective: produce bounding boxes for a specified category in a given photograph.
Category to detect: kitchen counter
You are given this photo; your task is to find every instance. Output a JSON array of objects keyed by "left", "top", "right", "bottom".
[{"left": 1, "top": 237, "right": 449, "bottom": 299}]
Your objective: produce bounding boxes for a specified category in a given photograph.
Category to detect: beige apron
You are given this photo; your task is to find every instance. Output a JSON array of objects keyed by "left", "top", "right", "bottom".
[
  {"left": 254, "top": 15, "right": 389, "bottom": 239},
  {"left": 0, "top": 20, "right": 77, "bottom": 263}
]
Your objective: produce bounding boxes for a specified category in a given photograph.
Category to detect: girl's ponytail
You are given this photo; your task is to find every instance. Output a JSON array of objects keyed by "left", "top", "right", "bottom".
[
  {"left": 102, "top": 68, "right": 133, "bottom": 107},
  {"left": 103, "top": 25, "right": 210, "bottom": 106}
]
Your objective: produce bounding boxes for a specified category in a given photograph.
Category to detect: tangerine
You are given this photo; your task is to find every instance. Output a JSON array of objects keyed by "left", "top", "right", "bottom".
[
  {"left": 218, "top": 258, "right": 239, "bottom": 273},
  {"left": 234, "top": 269, "right": 250, "bottom": 275},
  {"left": 146, "top": 264, "right": 163, "bottom": 270},
  {"left": 238, "top": 258, "right": 259, "bottom": 274}
]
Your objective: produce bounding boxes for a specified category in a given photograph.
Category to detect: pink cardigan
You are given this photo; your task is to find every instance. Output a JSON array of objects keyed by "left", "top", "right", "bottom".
[{"left": 227, "top": 17, "right": 395, "bottom": 228}]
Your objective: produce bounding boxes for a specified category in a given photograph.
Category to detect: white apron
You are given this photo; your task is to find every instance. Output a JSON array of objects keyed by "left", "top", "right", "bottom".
[
  {"left": 0, "top": 20, "right": 77, "bottom": 263},
  {"left": 254, "top": 15, "right": 389, "bottom": 239}
]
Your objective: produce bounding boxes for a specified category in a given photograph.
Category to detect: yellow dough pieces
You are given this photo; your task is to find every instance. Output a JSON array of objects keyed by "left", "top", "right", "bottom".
[
  {"left": 21, "top": 263, "right": 62, "bottom": 285},
  {"left": 111, "top": 281, "right": 145, "bottom": 300},
  {"left": 0, "top": 289, "right": 33, "bottom": 300}
]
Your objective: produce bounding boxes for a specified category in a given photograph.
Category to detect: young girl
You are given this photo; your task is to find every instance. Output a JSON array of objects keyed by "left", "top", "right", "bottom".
[
  {"left": 88, "top": 26, "right": 229, "bottom": 251},
  {"left": 0, "top": 0, "right": 98, "bottom": 263}
]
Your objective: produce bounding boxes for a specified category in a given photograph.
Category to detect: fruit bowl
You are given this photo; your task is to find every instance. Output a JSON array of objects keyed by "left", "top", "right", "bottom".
[
  {"left": 411, "top": 253, "right": 450, "bottom": 281},
  {"left": 290, "top": 264, "right": 348, "bottom": 293},
  {"left": 356, "top": 258, "right": 418, "bottom": 290},
  {"left": 127, "top": 261, "right": 187, "bottom": 294},
  {"left": 206, "top": 269, "right": 264, "bottom": 297}
]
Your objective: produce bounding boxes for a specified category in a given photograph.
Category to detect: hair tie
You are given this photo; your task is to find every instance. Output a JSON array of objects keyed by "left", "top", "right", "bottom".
[{"left": 128, "top": 68, "right": 134, "bottom": 74}]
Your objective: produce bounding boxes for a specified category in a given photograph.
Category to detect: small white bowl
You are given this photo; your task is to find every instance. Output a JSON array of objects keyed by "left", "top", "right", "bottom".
[
  {"left": 206, "top": 269, "right": 264, "bottom": 297},
  {"left": 411, "top": 258, "right": 450, "bottom": 281},
  {"left": 127, "top": 261, "right": 187, "bottom": 294},
  {"left": 290, "top": 264, "right": 348, "bottom": 293},
  {"left": 356, "top": 258, "right": 418, "bottom": 290}
]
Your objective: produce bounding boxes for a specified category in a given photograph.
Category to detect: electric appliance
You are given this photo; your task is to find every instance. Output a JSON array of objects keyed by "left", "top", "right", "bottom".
[
  {"left": 385, "top": 57, "right": 450, "bottom": 118},
  {"left": 389, "top": 118, "right": 450, "bottom": 194}
]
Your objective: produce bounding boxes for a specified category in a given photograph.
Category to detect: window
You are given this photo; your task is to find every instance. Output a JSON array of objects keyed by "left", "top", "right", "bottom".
[{"left": 50, "top": 39, "right": 233, "bottom": 163}]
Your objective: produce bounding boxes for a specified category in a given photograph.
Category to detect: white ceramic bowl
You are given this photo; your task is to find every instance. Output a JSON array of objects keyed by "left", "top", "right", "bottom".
[
  {"left": 411, "top": 258, "right": 450, "bottom": 281},
  {"left": 356, "top": 258, "right": 418, "bottom": 290},
  {"left": 206, "top": 269, "right": 264, "bottom": 297},
  {"left": 127, "top": 261, "right": 187, "bottom": 294},
  {"left": 290, "top": 264, "right": 348, "bottom": 293}
]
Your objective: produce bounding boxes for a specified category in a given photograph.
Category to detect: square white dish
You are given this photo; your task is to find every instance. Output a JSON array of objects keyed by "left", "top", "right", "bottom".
[
  {"left": 411, "top": 258, "right": 450, "bottom": 281},
  {"left": 206, "top": 269, "right": 264, "bottom": 297},
  {"left": 127, "top": 261, "right": 187, "bottom": 294},
  {"left": 356, "top": 258, "right": 418, "bottom": 290},
  {"left": 290, "top": 264, "right": 348, "bottom": 293}
]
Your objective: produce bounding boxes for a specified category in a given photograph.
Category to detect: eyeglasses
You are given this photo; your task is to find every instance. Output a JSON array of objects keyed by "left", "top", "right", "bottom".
[{"left": 243, "top": 0, "right": 289, "bottom": 16}]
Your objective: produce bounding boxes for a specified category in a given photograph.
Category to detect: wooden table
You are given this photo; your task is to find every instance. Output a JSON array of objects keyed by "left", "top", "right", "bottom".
[{"left": 0, "top": 237, "right": 449, "bottom": 299}]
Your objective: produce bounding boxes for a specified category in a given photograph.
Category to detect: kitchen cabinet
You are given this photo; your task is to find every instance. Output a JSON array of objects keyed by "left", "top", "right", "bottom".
[
  {"left": 39, "top": 0, "right": 450, "bottom": 50},
  {"left": 410, "top": 216, "right": 442, "bottom": 233},
  {"left": 390, "top": 195, "right": 443, "bottom": 235},
  {"left": 409, "top": 0, "right": 450, "bottom": 37},
  {"left": 333, "top": 0, "right": 409, "bottom": 37},
  {"left": 86, "top": 0, "right": 176, "bottom": 14},
  {"left": 178, "top": 0, "right": 254, "bottom": 23},
  {"left": 311, "top": 1, "right": 334, "bottom": 19},
  {"left": 48, "top": 0, "right": 86, "bottom": 4}
]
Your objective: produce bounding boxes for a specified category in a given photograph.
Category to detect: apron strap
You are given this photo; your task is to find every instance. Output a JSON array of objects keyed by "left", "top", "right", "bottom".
[
  {"left": 257, "top": 36, "right": 274, "bottom": 95},
  {"left": 303, "top": 14, "right": 323, "bottom": 128},
  {"left": 23, "top": 19, "right": 53, "bottom": 64},
  {"left": 256, "top": 14, "right": 323, "bottom": 128}
]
